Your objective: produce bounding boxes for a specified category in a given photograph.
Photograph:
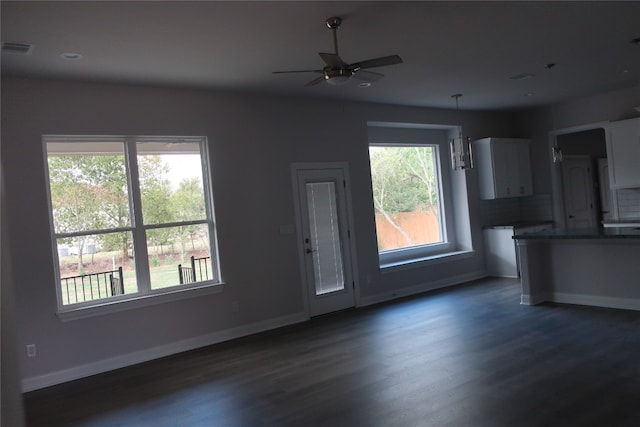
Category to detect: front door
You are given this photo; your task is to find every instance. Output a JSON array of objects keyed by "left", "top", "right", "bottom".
[
  {"left": 293, "top": 164, "right": 356, "bottom": 317},
  {"left": 561, "top": 156, "right": 597, "bottom": 228}
]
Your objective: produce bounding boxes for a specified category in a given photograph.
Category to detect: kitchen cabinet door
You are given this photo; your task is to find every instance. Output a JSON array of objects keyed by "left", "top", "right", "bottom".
[
  {"left": 491, "top": 142, "right": 511, "bottom": 198},
  {"left": 484, "top": 228, "right": 518, "bottom": 278},
  {"left": 607, "top": 118, "right": 640, "bottom": 189},
  {"left": 476, "top": 138, "right": 532, "bottom": 199},
  {"left": 515, "top": 142, "right": 533, "bottom": 196},
  {"left": 484, "top": 223, "right": 552, "bottom": 278}
]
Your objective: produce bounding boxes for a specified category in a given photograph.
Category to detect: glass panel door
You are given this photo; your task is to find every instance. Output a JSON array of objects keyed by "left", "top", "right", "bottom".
[
  {"left": 294, "top": 165, "right": 355, "bottom": 317},
  {"left": 306, "top": 182, "right": 345, "bottom": 295}
]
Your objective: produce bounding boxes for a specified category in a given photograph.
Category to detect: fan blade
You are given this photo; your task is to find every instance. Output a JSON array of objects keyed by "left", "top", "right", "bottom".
[
  {"left": 273, "top": 70, "right": 323, "bottom": 74},
  {"left": 319, "top": 52, "right": 347, "bottom": 68},
  {"left": 350, "top": 55, "right": 403, "bottom": 70},
  {"left": 352, "top": 70, "right": 384, "bottom": 82},
  {"left": 304, "top": 75, "right": 326, "bottom": 87}
]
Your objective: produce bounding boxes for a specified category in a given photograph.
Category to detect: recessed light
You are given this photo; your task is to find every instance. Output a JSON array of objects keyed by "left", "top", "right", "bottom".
[{"left": 60, "top": 52, "right": 82, "bottom": 60}]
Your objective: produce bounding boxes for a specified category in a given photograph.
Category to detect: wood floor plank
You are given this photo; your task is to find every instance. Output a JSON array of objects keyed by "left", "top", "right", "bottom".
[{"left": 24, "top": 278, "right": 640, "bottom": 426}]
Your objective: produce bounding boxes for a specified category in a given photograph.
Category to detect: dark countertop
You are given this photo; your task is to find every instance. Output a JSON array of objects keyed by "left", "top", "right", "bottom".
[
  {"left": 513, "top": 227, "right": 640, "bottom": 240},
  {"left": 602, "top": 220, "right": 640, "bottom": 228},
  {"left": 484, "top": 221, "right": 553, "bottom": 230}
]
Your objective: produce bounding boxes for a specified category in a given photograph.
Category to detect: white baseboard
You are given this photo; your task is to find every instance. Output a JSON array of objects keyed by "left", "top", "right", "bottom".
[
  {"left": 21, "top": 312, "right": 308, "bottom": 392},
  {"left": 551, "top": 292, "right": 640, "bottom": 312},
  {"left": 21, "top": 271, "right": 492, "bottom": 392},
  {"left": 521, "top": 292, "right": 551, "bottom": 306},
  {"left": 358, "top": 270, "right": 487, "bottom": 307},
  {"left": 521, "top": 291, "right": 640, "bottom": 312}
]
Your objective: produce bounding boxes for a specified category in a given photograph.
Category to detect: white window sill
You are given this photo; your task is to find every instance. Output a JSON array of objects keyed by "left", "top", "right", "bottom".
[
  {"left": 57, "top": 282, "right": 225, "bottom": 322},
  {"left": 380, "top": 250, "right": 474, "bottom": 273}
]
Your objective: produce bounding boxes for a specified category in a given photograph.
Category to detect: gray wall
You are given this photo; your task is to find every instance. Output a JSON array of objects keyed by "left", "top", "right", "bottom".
[
  {"left": 514, "top": 84, "right": 640, "bottom": 197},
  {"left": 513, "top": 85, "right": 640, "bottom": 224},
  {"left": 556, "top": 128, "right": 606, "bottom": 158},
  {"left": 1, "top": 165, "right": 26, "bottom": 427},
  {"left": 2, "top": 77, "right": 515, "bottom": 389},
  {"left": 4, "top": 77, "right": 637, "bottom": 390},
  {"left": 552, "top": 85, "right": 640, "bottom": 129}
]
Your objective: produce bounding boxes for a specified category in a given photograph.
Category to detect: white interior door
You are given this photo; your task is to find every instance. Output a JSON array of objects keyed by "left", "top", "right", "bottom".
[
  {"left": 293, "top": 165, "right": 355, "bottom": 317},
  {"left": 561, "top": 156, "right": 597, "bottom": 228}
]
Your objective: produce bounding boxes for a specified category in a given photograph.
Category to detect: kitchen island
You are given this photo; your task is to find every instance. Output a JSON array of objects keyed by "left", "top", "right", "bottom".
[{"left": 514, "top": 227, "right": 640, "bottom": 310}]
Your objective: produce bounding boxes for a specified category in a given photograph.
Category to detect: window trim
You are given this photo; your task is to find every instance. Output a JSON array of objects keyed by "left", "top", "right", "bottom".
[
  {"left": 379, "top": 249, "right": 474, "bottom": 272},
  {"left": 57, "top": 281, "right": 224, "bottom": 322},
  {"left": 368, "top": 126, "right": 458, "bottom": 267},
  {"left": 43, "top": 135, "right": 223, "bottom": 317}
]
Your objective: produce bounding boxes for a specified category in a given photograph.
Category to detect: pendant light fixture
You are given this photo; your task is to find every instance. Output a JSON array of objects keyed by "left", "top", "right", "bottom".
[
  {"left": 550, "top": 104, "right": 563, "bottom": 163},
  {"left": 450, "top": 94, "right": 474, "bottom": 170}
]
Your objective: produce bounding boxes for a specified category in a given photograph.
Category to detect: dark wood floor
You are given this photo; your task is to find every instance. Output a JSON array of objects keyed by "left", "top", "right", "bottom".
[{"left": 24, "top": 277, "right": 640, "bottom": 427}]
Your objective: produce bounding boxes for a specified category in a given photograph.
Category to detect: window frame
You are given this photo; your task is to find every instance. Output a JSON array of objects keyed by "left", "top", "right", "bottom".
[
  {"left": 43, "top": 135, "right": 223, "bottom": 318},
  {"left": 368, "top": 127, "right": 458, "bottom": 267}
]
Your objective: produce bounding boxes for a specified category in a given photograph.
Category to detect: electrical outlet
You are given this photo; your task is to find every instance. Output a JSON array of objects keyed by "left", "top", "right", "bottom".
[
  {"left": 26, "top": 344, "right": 36, "bottom": 358},
  {"left": 232, "top": 301, "right": 239, "bottom": 313}
]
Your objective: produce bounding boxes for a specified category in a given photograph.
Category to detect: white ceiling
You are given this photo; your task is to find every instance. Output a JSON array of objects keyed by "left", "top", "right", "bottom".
[{"left": 2, "top": 1, "right": 640, "bottom": 111}]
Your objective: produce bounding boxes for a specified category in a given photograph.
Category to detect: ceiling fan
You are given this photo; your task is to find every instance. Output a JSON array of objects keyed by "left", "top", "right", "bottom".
[{"left": 273, "top": 17, "right": 403, "bottom": 87}]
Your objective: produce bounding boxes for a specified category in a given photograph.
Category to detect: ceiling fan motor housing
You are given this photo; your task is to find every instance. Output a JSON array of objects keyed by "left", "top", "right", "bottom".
[{"left": 324, "top": 68, "right": 353, "bottom": 84}]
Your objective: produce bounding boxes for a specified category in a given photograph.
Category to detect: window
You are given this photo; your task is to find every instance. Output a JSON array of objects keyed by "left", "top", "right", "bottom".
[
  {"left": 44, "top": 136, "right": 221, "bottom": 310},
  {"left": 368, "top": 125, "right": 458, "bottom": 267}
]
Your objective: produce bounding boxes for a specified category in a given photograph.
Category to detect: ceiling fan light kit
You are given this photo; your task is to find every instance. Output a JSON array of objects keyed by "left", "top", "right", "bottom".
[
  {"left": 273, "top": 16, "right": 403, "bottom": 87},
  {"left": 324, "top": 68, "right": 352, "bottom": 85}
]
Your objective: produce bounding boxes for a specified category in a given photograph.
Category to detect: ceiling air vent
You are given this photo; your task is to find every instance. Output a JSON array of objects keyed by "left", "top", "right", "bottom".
[
  {"left": 1, "top": 42, "right": 34, "bottom": 55},
  {"left": 509, "top": 73, "right": 535, "bottom": 81}
]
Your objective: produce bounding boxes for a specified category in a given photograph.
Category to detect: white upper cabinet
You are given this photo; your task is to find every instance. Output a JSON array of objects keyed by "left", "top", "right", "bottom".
[
  {"left": 606, "top": 117, "right": 640, "bottom": 189},
  {"left": 475, "top": 138, "right": 533, "bottom": 200}
]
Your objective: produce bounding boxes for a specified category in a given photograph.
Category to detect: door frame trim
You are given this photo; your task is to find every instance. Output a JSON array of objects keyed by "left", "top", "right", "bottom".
[
  {"left": 291, "top": 162, "right": 360, "bottom": 317},
  {"left": 548, "top": 121, "right": 615, "bottom": 228}
]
